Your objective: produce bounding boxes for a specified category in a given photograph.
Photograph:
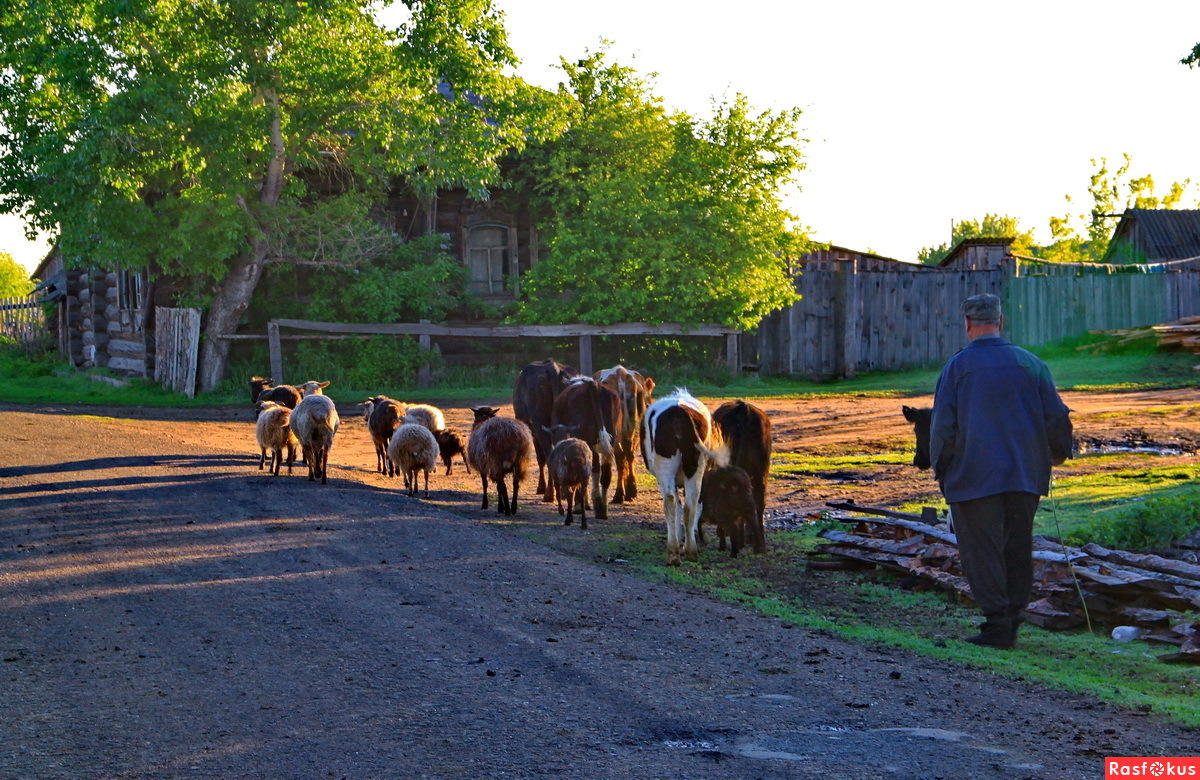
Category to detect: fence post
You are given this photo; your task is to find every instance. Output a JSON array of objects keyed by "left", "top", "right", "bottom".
[
  {"left": 725, "top": 332, "right": 740, "bottom": 374},
  {"left": 578, "top": 334, "right": 593, "bottom": 376},
  {"left": 417, "top": 319, "right": 432, "bottom": 389},
  {"left": 267, "top": 321, "right": 283, "bottom": 382},
  {"left": 834, "top": 259, "right": 861, "bottom": 378}
]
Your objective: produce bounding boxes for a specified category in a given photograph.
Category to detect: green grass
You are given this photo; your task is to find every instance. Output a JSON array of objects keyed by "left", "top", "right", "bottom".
[
  {"left": 2, "top": 331, "right": 1196, "bottom": 406},
  {"left": 521, "top": 521, "right": 1200, "bottom": 726}
]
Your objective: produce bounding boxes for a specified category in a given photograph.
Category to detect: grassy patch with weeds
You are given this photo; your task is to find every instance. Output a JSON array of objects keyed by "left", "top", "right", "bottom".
[{"left": 519, "top": 519, "right": 1200, "bottom": 726}]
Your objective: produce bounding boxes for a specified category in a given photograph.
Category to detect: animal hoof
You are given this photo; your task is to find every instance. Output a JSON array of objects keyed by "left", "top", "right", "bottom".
[
  {"left": 667, "top": 555, "right": 681, "bottom": 566},
  {"left": 685, "top": 549, "right": 700, "bottom": 563}
]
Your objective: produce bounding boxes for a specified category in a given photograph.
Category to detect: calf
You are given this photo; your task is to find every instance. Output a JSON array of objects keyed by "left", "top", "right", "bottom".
[
  {"left": 467, "top": 406, "right": 535, "bottom": 516},
  {"left": 642, "top": 388, "right": 725, "bottom": 565},
  {"left": 544, "top": 424, "right": 593, "bottom": 529},
  {"left": 698, "top": 465, "right": 758, "bottom": 557},
  {"left": 902, "top": 406, "right": 932, "bottom": 470},
  {"left": 711, "top": 400, "right": 771, "bottom": 554},
  {"left": 594, "top": 365, "right": 655, "bottom": 503},
  {"left": 513, "top": 359, "right": 578, "bottom": 501},
  {"left": 551, "top": 377, "right": 621, "bottom": 520}
]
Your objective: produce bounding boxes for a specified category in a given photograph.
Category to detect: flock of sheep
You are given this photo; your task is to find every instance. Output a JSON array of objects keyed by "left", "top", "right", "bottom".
[{"left": 247, "top": 360, "right": 773, "bottom": 565}]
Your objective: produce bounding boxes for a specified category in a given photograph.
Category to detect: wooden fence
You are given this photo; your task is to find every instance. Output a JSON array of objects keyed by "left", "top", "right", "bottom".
[
  {"left": 242, "top": 319, "right": 742, "bottom": 387},
  {"left": 154, "top": 307, "right": 201, "bottom": 397},
  {"left": 758, "top": 262, "right": 1200, "bottom": 377},
  {"left": 0, "top": 294, "right": 46, "bottom": 350}
]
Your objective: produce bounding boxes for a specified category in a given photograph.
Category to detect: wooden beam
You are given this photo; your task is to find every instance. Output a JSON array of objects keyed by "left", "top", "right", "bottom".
[
  {"left": 270, "top": 318, "right": 739, "bottom": 338},
  {"left": 725, "top": 332, "right": 740, "bottom": 375},
  {"left": 417, "top": 319, "right": 432, "bottom": 389},
  {"left": 267, "top": 321, "right": 283, "bottom": 382}
]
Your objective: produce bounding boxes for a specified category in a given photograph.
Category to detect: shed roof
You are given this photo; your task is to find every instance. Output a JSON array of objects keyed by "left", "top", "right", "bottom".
[
  {"left": 936, "top": 237, "right": 1014, "bottom": 267},
  {"left": 1103, "top": 209, "right": 1200, "bottom": 262}
]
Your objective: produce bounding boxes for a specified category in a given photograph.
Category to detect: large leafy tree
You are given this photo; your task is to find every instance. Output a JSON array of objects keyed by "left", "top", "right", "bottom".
[
  {"left": 0, "top": 0, "right": 561, "bottom": 390},
  {"left": 513, "top": 52, "right": 809, "bottom": 329},
  {"left": 0, "top": 250, "right": 33, "bottom": 296},
  {"left": 916, "top": 214, "right": 1036, "bottom": 266}
]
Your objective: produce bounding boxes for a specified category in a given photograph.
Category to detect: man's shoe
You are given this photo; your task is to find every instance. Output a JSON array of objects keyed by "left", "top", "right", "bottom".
[{"left": 964, "top": 617, "right": 1015, "bottom": 649}]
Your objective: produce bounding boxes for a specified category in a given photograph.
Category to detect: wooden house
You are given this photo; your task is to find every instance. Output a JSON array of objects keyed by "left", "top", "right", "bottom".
[{"left": 1103, "top": 209, "right": 1200, "bottom": 263}]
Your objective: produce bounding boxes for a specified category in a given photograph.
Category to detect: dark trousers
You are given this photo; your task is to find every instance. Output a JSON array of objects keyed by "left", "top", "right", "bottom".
[{"left": 950, "top": 492, "right": 1040, "bottom": 619}]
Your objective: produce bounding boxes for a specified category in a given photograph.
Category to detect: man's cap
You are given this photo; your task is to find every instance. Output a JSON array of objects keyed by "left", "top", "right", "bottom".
[{"left": 962, "top": 293, "right": 1002, "bottom": 323}]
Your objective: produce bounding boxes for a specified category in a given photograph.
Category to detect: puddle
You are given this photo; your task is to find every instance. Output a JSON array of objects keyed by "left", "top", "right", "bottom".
[
  {"left": 871, "top": 727, "right": 970, "bottom": 742},
  {"left": 1077, "top": 444, "right": 1190, "bottom": 457},
  {"left": 661, "top": 739, "right": 718, "bottom": 751}
]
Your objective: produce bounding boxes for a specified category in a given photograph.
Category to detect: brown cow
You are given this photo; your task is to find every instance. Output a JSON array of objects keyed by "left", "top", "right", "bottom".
[
  {"left": 593, "top": 365, "right": 655, "bottom": 503},
  {"left": 513, "top": 359, "right": 578, "bottom": 501},
  {"left": 551, "top": 378, "right": 622, "bottom": 520},
  {"left": 710, "top": 400, "right": 771, "bottom": 554}
]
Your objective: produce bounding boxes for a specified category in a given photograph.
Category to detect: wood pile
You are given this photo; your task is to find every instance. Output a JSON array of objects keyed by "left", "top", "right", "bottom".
[
  {"left": 811, "top": 501, "right": 1200, "bottom": 663},
  {"left": 1149, "top": 314, "right": 1200, "bottom": 356}
]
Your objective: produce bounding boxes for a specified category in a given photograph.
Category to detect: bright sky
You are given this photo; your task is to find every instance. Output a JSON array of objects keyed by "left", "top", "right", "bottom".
[{"left": 5, "top": 0, "right": 1200, "bottom": 272}]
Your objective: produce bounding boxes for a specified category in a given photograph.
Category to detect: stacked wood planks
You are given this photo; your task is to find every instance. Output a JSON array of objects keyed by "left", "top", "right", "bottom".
[
  {"left": 1150, "top": 314, "right": 1200, "bottom": 354},
  {"left": 812, "top": 502, "right": 1200, "bottom": 663}
]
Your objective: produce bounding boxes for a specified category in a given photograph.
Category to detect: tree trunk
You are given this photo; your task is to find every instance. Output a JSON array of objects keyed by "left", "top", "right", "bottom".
[{"left": 197, "top": 239, "right": 269, "bottom": 393}]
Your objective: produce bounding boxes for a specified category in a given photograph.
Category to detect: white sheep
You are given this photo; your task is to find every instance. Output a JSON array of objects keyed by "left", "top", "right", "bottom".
[
  {"left": 388, "top": 422, "right": 439, "bottom": 498},
  {"left": 297, "top": 380, "right": 331, "bottom": 396},
  {"left": 401, "top": 403, "right": 446, "bottom": 432},
  {"left": 291, "top": 394, "right": 340, "bottom": 484},
  {"left": 255, "top": 401, "right": 298, "bottom": 476}
]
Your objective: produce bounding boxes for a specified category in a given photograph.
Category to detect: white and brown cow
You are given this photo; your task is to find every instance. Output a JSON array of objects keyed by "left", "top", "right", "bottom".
[
  {"left": 642, "top": 388, "right": 725, "bottom": 565},
  {"left": 593, "top": 365, "right": 655, "bottom": 504}
]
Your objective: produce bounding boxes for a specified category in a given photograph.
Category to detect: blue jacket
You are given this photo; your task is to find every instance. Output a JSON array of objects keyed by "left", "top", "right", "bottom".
[{"left": 930, "top": 335, "right": 1072, "bottom": 503}]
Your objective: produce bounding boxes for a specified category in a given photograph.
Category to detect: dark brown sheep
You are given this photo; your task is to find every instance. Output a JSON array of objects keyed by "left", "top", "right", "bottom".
[
  {"left": 434, "top": 429, "right": 471, "bottom": 475},
  {"left": 467, "top": 406, "right": 534, "bottom": 516},
  {"left": 367, "top": 398, "right": 406, "bottom": 476},
  {"left": 545, "top": 425, "right": 593, "bottom": 529},
  {"left": 249, "top": 376, "right": 302, "bottom": 414},
  {"left": 698, "top": 465, "right": 760, "bottom": 557}
]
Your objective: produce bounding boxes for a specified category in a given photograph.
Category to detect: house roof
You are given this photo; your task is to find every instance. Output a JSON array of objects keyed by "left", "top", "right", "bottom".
[
  {"left": 1103, "top": 209, "right": 1200, "bottom": 262},
  {"left": 936, "top": 237, "right": 1015, "bottom": 267}
]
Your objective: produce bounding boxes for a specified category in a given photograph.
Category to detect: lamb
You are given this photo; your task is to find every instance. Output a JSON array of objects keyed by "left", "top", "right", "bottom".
[
  {"left": 545, "top": 425, "right": 593, "bottom": 529},
  {"left": 254, "top": 400, "right": 298, "bottom": 476},
  {"left": 698, "top": 465, "right": 759, "bottom": 557},
  {"left": 388, "top": 422, "right": 440, "bottom": 498},
  {"left": 248, "top": 376, "right": 301, "bottom": 414},
  {"left": 466, "top": 406, "right": 535, "bottom": 516},
  {"left": 290, "top": 394, "right": 340, "bottom": 484},
  {"left": 297, "top": 380, "right": 331, "bottom": 396},
  {"left": 433, "top": 429, "right": 471, "bottom": 475},
  {"left": 367, "top": 397, "right": 406, "bottom": 475}
]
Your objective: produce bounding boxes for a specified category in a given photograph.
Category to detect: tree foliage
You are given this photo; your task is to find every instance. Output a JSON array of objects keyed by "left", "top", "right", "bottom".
[
  {"left": 512, "top": 52, "right": 810, "bottom": 329},
  {"left": 0, "top": 0, "right": 564, "bottom": 388},
  {"left": 1040, "top": 155, "right": 1195, "bottom": 264},
  {"left": 0, "top": 251, "right": 33, "bottom": 297},
  {"left": 916, "top": 214, "right": 1035, "bottom": 266}
]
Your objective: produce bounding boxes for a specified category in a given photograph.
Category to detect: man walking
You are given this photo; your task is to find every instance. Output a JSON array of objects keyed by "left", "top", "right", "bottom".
[{"left": 930, "top": 294, "right": 1073, "bottom": 649}]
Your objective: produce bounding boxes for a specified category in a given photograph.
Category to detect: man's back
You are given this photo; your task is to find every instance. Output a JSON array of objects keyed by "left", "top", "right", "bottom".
[{"left": 930, "top": 335, "right": 1070, "bottom": 503}]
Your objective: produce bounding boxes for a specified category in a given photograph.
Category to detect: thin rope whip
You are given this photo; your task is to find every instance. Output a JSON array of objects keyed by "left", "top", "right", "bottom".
[{"left": 1048, "top": 477, "right": 1094, "bottom": 634}]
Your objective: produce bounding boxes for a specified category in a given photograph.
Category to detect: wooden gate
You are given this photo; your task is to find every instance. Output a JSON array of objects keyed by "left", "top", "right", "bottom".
[
  {"left": 154, "top": 307, "right": 201, "bottom": 397},
  {"left": 0, "top": 294, "right": 46, "bottom": 350}
]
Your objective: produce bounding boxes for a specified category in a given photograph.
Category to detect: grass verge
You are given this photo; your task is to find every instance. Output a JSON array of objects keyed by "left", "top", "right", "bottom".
[{"left": 517, "top": 520, "right": 1200, "bottom": 727}]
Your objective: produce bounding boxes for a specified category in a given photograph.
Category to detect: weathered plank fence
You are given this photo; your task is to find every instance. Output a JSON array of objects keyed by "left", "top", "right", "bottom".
[
  {"left": 154, "top": 307, "right": 201, "bottom": 397},
  {"left": 239, "top": 319, "right": 741, "bottom": 387},
  {"left": 759, "top": 261, "right": 1200, "bottom": 378},
  {"left": 0, "top": 294, "right": 46, "bottom": 350}
]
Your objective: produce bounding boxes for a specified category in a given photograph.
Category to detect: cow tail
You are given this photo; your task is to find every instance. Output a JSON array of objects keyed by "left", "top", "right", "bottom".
[
  {"left": 690, "top": 414, "right": 729, "bottom": 468},
  {"left": 590, "top": 382, "right": 616, "bottom": 463}
]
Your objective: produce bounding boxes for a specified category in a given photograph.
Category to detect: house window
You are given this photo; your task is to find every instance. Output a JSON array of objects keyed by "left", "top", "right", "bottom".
[
  {"left": 117, "top": 269, "right": 145, "bottom": 330},
  {"left": 466, "top": 224, "right": 511, "bottom": 295}
]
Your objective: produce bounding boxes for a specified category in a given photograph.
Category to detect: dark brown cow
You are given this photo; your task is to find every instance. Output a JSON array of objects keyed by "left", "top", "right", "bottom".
[
  {"left": 551, "top": 378, "right": 622, "bottom": 520},
  {"left": 513, "top": 359, "right": 578, "bottom": 501},
  {"left": 711, "top": 400, "right": 771, "bottom": 554},
  {"left": 593, "top": 365, "right": 655, "bottom": 503}
]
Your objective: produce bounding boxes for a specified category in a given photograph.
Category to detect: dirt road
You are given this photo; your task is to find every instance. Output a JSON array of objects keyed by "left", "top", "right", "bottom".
[{"left": 1, "top": 396, "right": 1197, "bottom": 778}]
